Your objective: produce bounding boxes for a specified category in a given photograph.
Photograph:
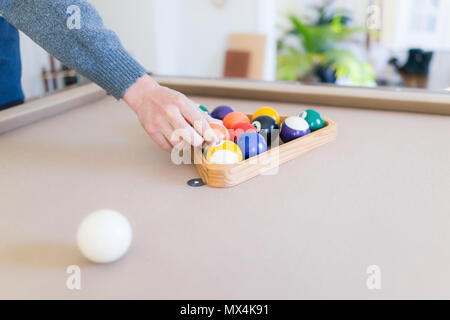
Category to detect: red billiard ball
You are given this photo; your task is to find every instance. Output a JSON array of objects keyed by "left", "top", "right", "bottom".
[{"left": 229, "top": 122, "right": 257, "bottom": 142}]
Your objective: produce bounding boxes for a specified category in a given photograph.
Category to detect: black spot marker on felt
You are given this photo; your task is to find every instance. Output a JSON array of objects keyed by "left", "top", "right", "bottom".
[{"left": 187, "top": 179, "right": 205, "bottom": 187}]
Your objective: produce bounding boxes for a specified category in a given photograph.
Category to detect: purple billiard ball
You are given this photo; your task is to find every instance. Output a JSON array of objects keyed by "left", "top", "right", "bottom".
[
  {"left": 211, "top": 105, "right": 234, "bottom": 120},
  {"left": 237, "top": 132, "right": 268, "bottom": 160},
  {"left": 280, "top": 117, "right": 311, "bottom": 143}
]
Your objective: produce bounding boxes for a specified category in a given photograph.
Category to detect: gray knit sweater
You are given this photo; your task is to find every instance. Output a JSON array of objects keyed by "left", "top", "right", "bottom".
[{"left": 0, "top": 0, "right": 147, "bottom": 99}]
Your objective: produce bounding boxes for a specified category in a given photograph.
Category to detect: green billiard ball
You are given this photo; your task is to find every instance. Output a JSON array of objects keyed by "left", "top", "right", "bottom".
[
  {"left": 199, "top": 105, "right": 209, "bottom": 113},
  {"left": 299, "top": 109, "right": 324, "bottom": 132}
]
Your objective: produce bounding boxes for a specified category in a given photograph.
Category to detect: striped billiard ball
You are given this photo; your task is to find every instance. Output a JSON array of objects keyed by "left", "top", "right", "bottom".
[
  {"left": 203, "top": 145, "right": 210, "bottom": 158},
  {"left": 229, "top": 122, "right": 257, "bottom": 143},
  {"left": 280, "top": 117, "right": 311, "bottom": 143},
  {"left": 206, "top": 141, "right": 243, "bottom": 164},
  {"left": 237, "top": 132, "right": 268, "bottom": 160},
  {"left": 198, "top": 104, "right": 209, "bottom": 113},
  {"left": 209, "top": 123, "right": 230, "bottom": 141},
  {"left": 299, "top": 109, "right": 324, "bottom": 132}
]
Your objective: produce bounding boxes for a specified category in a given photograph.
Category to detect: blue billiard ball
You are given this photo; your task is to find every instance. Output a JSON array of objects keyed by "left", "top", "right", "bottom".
[{"left": 237, "top": 132, "right": 268, "bottom": 160}]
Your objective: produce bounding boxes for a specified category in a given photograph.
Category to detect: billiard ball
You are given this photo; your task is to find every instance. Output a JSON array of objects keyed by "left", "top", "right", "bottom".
[
  {"left": 252, "top": 107, "right": 281, "bottom": 125},
  {"left": 198, "top": 104, "right": 209, "bottom": 113},
  {"left": 223, "top": 112, "right": 251, "bottom": 129},
  {"left": 206, "top": 141, "right": 243, "bottom": 164},
  {"left": 299, "top": 109, "right": 324, "bottom": 132},
  {"left": 209, "top": 123, "right": 230, "bottom": 141},
  {"left": 211, "top": 105, "right": 234, "bottom": 120},
  {"left": 252, "top": 115, "right": 279, "bottom": 147},
  {"left": 203, "top": 144, "right": 210, "bottom": 158},
  {"left": 280, "top": 117, "right": 311, "bottom": 143},
  {"left": 237, "top": 132, "right": 268, "bottom": 160},
  {"left": 186, "top": 105, "right": 210, "bottom": 125},
  {"left": 229, "top": 122, "right": 257, "bottom": 142},
  {"left": 77, "top": 209, "right": 132, "bottom": 264}
]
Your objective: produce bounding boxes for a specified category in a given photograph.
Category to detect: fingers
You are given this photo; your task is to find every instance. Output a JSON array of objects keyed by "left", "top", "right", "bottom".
[
  {"left": 148, "top": 131, "right": 173, "bottom": 152},
  {"left": 179, "top": 98, "right": 217, "bottom": 145},
  {"left": 147, "top": 123, "right": 190, "bottom": 153},
  {"left": 159, "top": 118, "right": 182, "bottom": 148},
  {"left": 202, "top": 111, "right": 222, "bottom": 124},
  {"left": 174, "top": 139, "right": 191, "bottom": 152},
  {"left": 165, "top": 105, "right": 204, "bottom": 147}
]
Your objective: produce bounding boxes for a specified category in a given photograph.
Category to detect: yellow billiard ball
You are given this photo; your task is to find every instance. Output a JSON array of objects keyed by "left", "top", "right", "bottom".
[{"left": 252, "top": 107, "right": 281, "bottom": 125}]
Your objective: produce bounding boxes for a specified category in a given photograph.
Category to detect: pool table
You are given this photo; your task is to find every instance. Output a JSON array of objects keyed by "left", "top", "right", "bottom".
[{"left": 1, "top": 77, "right": 449, "bottom": 300}]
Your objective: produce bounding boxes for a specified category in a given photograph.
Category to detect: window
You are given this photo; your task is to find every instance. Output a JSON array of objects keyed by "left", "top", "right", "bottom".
[
  {"left": 394, "top": 0, "right": 450, "bottom": 50},
  {"left": 409, "top": 0, "right": 440, "bottom": 33}
]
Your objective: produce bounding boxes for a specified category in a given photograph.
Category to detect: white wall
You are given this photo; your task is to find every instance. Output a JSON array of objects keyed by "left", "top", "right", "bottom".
[
  {"left": 390, "top": 0, "right": 450, "bottom": 51},
  {"left": 91, "top": 0, "right": 276, "bottom": 79},
  {"left": 20, "top": 0, "right": 158, "bottom": 100},
  {"left": 89, "top": 0, "right": 157, "bottom": 71},
  {"left": 20, "top": 0, "right": 449, "bottom": 99},
  {"left": 174, "top": 0, "right": 259, "bottom": 78},
  {"left": 20, "top": 0, "right": 277, "bottom": 100},
  {"left": 19, "top": 33, "right": 50, "bottom": 99},
  {"left": 168, "top": 0, "right": 276, "bottom": 80}
]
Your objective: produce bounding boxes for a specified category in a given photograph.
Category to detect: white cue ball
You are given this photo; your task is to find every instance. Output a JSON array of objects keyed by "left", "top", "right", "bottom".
[{"left": 77, "top": 209, "right": 132, "bottom": 264}]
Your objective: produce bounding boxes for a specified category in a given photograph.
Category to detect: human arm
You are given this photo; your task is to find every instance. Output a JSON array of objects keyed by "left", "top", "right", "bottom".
[{"left": 0, "top": 0, "right": 216, "bottom": 149}]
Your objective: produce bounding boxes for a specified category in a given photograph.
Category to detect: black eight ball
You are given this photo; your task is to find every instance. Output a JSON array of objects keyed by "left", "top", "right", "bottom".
[{"left": 252, "top": 115, "right": 280, "bottom": 147}]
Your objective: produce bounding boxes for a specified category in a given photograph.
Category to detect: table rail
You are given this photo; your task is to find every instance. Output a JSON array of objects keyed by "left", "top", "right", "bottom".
[{"left": 0, "top": 84, "right": 106, "bottom": 135}]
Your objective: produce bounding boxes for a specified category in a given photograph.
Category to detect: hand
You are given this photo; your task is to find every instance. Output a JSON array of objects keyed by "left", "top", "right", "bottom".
[{"left": 123, "top": 75, "right": 218, "bottom": 152}]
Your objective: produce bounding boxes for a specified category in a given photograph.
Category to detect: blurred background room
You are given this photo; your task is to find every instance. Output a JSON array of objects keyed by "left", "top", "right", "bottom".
[{"left": 19, "top": 0, "right": 450, "bottom": 100}]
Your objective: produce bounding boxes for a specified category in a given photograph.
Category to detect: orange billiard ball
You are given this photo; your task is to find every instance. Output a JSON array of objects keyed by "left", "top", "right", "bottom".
[
  {"left": 223, "top": 112, "right": 250, "bottom": 129},
  {"left": 209, "top": 123, "right": 230, "bottom": 141}
]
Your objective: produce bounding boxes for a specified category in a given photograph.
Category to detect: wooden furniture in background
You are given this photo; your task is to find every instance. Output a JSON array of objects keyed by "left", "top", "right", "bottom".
[
  {"left": 224, "top": 50, "right": 250, "bottom": 78},
  {"left": 194, "top": 115, "right": 338, "bottom": 188},
  {"left": 226, "top": 34, "right": 267, "bottom": 80}
]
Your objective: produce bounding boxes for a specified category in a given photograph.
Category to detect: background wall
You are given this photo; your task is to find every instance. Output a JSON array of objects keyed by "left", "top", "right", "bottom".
[
  {"left": 89, "top": 0, "right": 157, "bottom": 71},
  {"left": 91, "top": 0, "right": 276, "bottom": 79},
  {"left": 19, "top": 35, "right": 50, "bottom": 99},
  {"left": 20, "top": 0, "right": 277, "bottom": 99},
  {"left": 169, "top": 0, "right": 276, "bottom": 80},
  {"left": 17, "top": 0, "right": 450, "bottom": 100}
]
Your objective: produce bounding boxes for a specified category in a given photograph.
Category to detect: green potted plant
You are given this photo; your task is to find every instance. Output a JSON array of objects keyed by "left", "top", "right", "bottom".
[{"left": 277, "top": 0, "right": 375, "bottom": 86}]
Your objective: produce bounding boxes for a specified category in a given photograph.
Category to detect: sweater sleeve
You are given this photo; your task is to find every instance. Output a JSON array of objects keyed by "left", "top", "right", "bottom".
[{"left": 0, "top": 0, "right": 147, "bottom": 99}]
